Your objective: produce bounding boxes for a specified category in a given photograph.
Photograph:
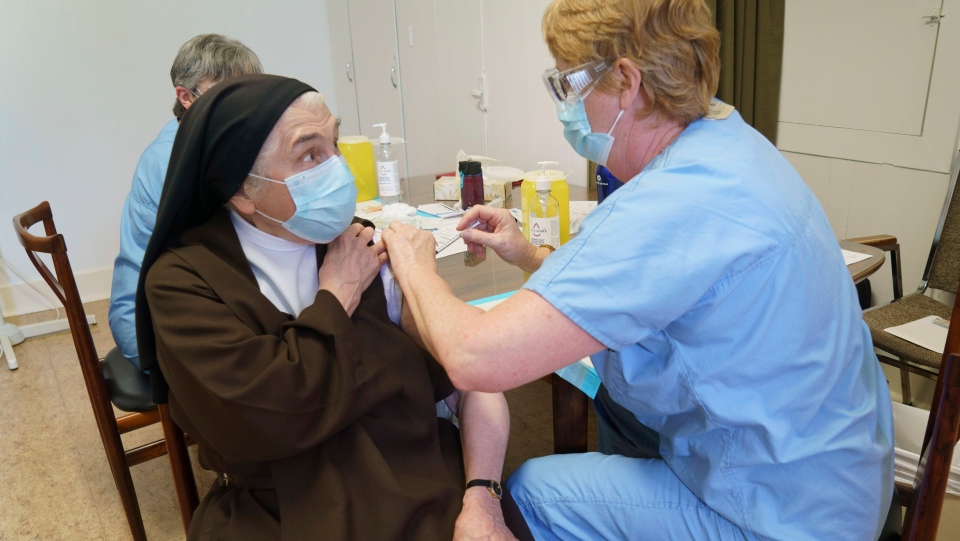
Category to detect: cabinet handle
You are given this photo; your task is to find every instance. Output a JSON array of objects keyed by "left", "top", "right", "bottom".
[
  {"left": 346, "top": 63, "right": 353, "bottom": 82},
  {"left": 390, "top": 67, "right": 398, "bottom": 88}
]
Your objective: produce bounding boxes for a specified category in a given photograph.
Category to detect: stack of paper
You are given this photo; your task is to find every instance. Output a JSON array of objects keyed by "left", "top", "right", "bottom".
[
  {"left": 418, "top": 203, "right": 464, "bottom": 219},
  {"left": 891, "top": 400, "right": 960, "bottom": 495},
  {"left": 433, "top": 224, "right": 466, "bottom": 256}
]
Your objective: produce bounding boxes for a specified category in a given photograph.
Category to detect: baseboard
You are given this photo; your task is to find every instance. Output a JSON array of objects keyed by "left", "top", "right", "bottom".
[{"left": 0, "top": 266, "right": 112, "bottom": 318}]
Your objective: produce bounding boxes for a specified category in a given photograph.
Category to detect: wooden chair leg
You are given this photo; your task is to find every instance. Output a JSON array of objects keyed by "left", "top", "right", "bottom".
[
  {"left": 551, "top": 375, "right": 589, "bottom": 454},
  {"left": 99, "top": 423, "right": 148, "bottom": 541},
  {"left": 159, "top": 403, "right": 199, "bottom": 534},
  {"left": 901, "top": 368, "right": 913, "bottom": 406}
]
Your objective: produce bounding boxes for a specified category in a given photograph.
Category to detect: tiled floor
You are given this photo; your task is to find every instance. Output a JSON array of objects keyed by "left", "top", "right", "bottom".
[{"left": 0, "top": 299, "right": 592, "bottom": 540}]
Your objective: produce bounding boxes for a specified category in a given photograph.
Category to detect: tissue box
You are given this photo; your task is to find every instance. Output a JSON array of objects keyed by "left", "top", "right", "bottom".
[
  {"left": 434, "top": 176, "right": 460, "bottom": 201},
  {"left": 433, "top": 176, "right": 509, "bottom": 202}
]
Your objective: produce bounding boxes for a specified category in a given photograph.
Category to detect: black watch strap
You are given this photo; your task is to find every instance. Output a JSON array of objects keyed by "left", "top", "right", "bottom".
[{"left": 465, "top": 479, "right": 503, "bottom": 500}]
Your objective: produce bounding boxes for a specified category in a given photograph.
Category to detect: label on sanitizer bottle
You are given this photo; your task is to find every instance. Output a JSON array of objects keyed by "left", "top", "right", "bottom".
[
  {"left": 377, "top": 161, "right": 400, "bottom": 197},
  {"left": 529, "top": 216, "right": 559, "bottom": 250}
]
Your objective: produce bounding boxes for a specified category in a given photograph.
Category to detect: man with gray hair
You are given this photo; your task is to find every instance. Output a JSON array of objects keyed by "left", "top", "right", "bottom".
[{"left": 109, "top": 34, "right": 262, "bottom": 370}]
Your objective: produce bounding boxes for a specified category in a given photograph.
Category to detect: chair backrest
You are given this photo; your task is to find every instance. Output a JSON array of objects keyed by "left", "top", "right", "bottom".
[
  {"left": 902, "top": 354, "right": 960, "bottom": 540},
  {"left": 923, "top": 149, "right": 960, "bottom": 293},
  {"left": 12, "top": 201, "right": 115, "bottom": 419},
  {"left": 901, "top": 273, "right": 960, "bottom": 540}
]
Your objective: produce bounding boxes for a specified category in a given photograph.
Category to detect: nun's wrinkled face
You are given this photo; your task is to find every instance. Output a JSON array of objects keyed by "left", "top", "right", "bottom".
[{"left": 232, "top": 99, "right": 342, "bottom": 244}]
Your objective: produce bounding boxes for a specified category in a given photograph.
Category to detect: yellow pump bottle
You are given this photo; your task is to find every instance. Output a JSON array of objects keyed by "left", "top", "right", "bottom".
[
  {"left": 337, "top": 136, "right": 378, "bottom": 201},
  {"left": 525, "top": 174, "right": 561, "bottom": 251},
  {"left": 522, "top": 161, "right": 569, "bottom": 247}
]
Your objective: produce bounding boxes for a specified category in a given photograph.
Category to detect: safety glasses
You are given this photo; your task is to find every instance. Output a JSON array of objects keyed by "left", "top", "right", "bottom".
[{"left": 542, "top": 60, "right": 613, "bottom": 111}]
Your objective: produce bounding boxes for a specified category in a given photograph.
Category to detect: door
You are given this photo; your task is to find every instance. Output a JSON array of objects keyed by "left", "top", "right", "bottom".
[
  {"left": 777, "top": 0, "right": 960, "bottom": 173},
  {"left": 347, "top": 0, "right": 405, "bottom": 147},
  {"left": 394, "top": 0, "right": 486, "bottom": 177},
  {"left": 327, "top": 0, "right": 361, "bottom": 135}
]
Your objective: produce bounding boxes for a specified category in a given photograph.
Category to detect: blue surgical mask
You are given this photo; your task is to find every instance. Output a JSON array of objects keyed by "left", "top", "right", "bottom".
[
  {"left": 557, "top": 101, "right": 624, "bottom": 167},
  {"left": 249, "top": 155, "right": 358, "bottom": 244}
]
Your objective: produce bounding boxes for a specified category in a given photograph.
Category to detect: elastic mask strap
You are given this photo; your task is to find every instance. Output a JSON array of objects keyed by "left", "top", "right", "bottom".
[
  {"left": 607, "top": 109, "right": 625, "bottom": 136},
  {"left": 247, "top": 173, "right": 285, "bottom": 185},
  {"left": 255, "top": 209, "right": 284, "bottom": 224}
]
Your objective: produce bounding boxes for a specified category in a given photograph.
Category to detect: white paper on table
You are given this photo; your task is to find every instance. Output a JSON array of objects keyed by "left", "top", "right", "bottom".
[
  {"left": 419, "top": 216, "right": 462, "bottom": 231},
  {"left": 418, "top": 203, "right": 464, "bottom": 219},
  {"left": 841, "top": 248, "right": 871, "bottom": 266},
  {"left": 570, "top": 201, "right": 598, "bottom": 235},
  {"left": 433, "top": 224, "right": 469, "bottom": 258},
  {"left": 884, "top": 315, "right": 950, "bottom": 354}
]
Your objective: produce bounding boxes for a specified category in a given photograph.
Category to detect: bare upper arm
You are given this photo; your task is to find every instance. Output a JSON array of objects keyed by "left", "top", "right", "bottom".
[{"left": 453, "top": 289, "right": 605, "bottom": 391}]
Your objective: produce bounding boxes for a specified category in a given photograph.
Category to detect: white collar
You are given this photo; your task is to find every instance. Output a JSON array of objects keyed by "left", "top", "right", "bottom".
[{"left": 228, "top": 210, "right": 311, "bottom": 253}]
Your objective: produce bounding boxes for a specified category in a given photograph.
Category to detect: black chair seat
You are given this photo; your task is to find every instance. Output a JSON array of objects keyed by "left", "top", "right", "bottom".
[
  {"left": 877, "top": 489, "right": 903, "bottom": 540},
  {"left": 102, "top": 347, "right": 155, "bottom": 412}
]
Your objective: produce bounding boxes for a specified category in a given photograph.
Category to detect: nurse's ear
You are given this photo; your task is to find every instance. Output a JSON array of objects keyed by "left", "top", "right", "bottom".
[{"left": 612, "top": 58, "right": 644, "bottom": 112}]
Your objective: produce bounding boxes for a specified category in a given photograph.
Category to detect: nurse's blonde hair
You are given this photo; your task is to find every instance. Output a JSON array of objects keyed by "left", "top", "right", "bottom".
[{"left": 543, "top": 0, "right": 720, "bottom": 125}]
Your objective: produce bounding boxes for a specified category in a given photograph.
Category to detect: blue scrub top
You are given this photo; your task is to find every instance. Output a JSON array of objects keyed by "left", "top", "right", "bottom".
[
  {"left": 109, "top": 118, "right": 179, "bottom": 367},
  {"left": 525, "top": 108, "right": 894, "bottom": 541}
]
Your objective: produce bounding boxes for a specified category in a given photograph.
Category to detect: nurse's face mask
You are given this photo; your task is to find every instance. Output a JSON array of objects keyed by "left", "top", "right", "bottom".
[
  {"left": 248, "top": 154, "right": 358, "bottom": 244},
  {"left": 543, "top": 60, "right": 623, "bottom": 167}
]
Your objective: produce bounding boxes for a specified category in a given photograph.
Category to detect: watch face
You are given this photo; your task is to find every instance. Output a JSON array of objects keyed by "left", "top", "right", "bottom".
[{"left": 489, "top": 482, "right": 503, "bottom": 500}]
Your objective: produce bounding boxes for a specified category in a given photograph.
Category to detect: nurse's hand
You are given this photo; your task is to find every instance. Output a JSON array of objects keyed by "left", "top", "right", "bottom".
[
  {"left": 458, "top": 206, "right": 542, "bottom": 274},
  {"left": 381, "top": 221, "right": 439, "bottom": 286},
  {"left": 319, "top": 223, "right": 387, "bottom": 316}
]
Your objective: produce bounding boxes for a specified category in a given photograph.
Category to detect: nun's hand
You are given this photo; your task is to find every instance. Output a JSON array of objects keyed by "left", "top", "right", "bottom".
[
  {"left": 319, "top": 223, "right": 387, "bottom": 316},
  {"left": 380, "top": 221, "right": 438, "bottom": 287}
]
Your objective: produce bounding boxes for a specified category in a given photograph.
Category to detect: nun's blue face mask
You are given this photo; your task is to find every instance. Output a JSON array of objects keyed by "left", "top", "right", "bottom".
[{"left": 248, "top": 154, "right": 358, "bottom": 244}]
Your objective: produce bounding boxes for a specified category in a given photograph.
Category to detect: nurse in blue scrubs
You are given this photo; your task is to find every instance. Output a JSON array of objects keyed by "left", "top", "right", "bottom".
[{"left": 382, "top": 1, "right": 894, "bottom": 539}]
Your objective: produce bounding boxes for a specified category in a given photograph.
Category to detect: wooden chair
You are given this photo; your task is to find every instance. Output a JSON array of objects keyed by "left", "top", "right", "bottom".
[
  {"left": 13, "top": 201, "right": 199, "bottom": 540},
  {"left": 854, "top": 149, "right": 960, "bottom": 405},
  {"left": 878, "top": 270, "right": 960, "bottom": 540}
]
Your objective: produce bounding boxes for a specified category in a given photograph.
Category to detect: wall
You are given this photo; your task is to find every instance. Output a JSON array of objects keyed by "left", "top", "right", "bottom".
[
  {"left": 0, "top": 0, "right": 338, "bottom": 317},
  {"left": 481, "top": 0, "right": 588, "bottom": 185},
  {"left": 777, "top": 2, "right": 960, "bottom": 408}
]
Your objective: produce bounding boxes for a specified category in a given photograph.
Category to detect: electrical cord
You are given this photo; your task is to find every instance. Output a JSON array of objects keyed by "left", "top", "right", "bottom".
[{"left": 0, "top": 257, "right": 62, "bottom": 321}]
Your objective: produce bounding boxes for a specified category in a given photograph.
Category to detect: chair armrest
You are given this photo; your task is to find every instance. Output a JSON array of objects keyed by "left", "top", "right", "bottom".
[{"left": 845, "top": 234, "right": 899, "bottom": 248}]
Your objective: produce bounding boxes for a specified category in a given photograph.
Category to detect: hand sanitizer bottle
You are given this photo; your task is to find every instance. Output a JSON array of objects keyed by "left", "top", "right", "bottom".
[
  {"left": 373, "top": 123, "right": 401, "bottom": 206},
  {"left": 525, "top": 171, "right": 561, "bottom": 252}
]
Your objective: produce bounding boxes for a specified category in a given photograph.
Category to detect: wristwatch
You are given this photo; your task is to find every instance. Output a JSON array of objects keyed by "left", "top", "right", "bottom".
[{"left": 465, "top": 479, "right": 503, "bottom": 500}]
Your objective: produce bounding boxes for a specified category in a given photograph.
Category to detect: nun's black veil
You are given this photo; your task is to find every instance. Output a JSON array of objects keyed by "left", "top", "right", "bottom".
[{"left": 136, "top": 74, "right": 314, "bottom": 402}]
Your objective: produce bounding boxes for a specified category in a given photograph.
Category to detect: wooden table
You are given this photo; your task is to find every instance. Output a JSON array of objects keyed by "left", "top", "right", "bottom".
[
  {"left": 840, "top": 240, "right": 886, "bottom": 284},
  {"left": 405, "top": 175, "right": 888, "bottom": 455}
]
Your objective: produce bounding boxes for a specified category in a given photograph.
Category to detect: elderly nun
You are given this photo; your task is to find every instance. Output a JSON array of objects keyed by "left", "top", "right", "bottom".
[{"left": 135, "top": 74, "right": 527, "bottom": 541}]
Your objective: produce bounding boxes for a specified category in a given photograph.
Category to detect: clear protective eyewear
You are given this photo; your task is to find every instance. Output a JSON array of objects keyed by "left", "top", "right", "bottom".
[{"left": 542, "top": 60, "right": 613, "bottom": 111}]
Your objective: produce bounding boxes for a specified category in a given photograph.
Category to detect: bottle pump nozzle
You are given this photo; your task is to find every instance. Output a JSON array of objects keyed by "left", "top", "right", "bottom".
[
  {"left": 537, "top": 160, "right": 559, "bottom": 178},
  {"left": 536, "top": 161, "right": 558, "bottom": 191},
  {"left": 373, "top": 123, "right": 390, "bottom": 145}
]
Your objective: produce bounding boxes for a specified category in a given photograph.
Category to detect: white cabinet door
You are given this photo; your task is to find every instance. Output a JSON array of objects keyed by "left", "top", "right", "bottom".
[
  {"left": 777, "top": 0, "right": 960, "bottom": 173},
  {"left": 395, "top": 0, "right": 485, "bottom": 177},
  {"left": 347, "top": 0, "right": 405, "bottom": 146},
  {"left": 327, "top": 0, "right": 361, "bottom": 135}
]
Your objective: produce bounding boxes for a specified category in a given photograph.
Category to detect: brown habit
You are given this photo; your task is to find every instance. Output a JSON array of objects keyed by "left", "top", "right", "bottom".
[{"left": 146, "top": 209, "right": 464, "bottom": 540}]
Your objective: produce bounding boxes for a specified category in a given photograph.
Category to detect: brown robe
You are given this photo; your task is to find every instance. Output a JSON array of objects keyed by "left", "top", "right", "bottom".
[{"left": 145, "top": 209, "right": 464, "bottom": 540}]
